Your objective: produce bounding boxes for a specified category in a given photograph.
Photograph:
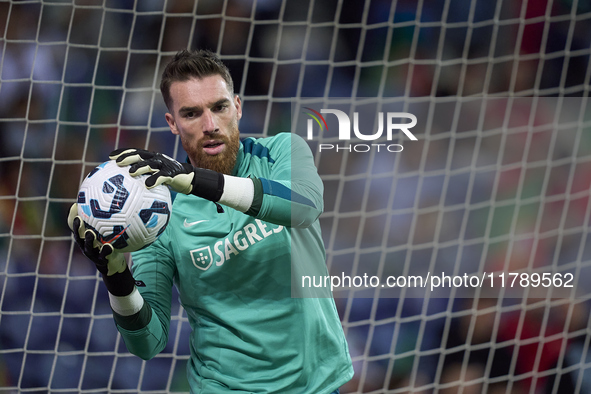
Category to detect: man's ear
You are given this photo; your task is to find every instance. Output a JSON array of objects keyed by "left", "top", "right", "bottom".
[
  {"left": 165, "top": 113, "right": 179, "bottom": 135},
  {"left": 234, "top": 95, "right": 242, "bottom": 121}
]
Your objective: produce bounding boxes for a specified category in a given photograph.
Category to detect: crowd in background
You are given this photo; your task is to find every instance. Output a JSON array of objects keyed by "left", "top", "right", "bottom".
[{"left": 1, "top": 0, "right": 591, "bottom": 392}]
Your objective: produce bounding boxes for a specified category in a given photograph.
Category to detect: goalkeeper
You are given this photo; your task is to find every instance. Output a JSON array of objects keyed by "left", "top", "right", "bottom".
[{"left": 68, "top": 49, "right": 353, "bottom": 393}]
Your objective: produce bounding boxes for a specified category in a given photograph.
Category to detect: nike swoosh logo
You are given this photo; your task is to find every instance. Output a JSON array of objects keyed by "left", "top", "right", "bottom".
[{"left": 183, "top": 219, "right": 209, "bottom": 228}]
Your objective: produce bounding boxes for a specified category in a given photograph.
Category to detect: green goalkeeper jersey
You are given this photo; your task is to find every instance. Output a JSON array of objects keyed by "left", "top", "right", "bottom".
[{"left": 116, "top": 133, "right": 353, "bottom": 393}]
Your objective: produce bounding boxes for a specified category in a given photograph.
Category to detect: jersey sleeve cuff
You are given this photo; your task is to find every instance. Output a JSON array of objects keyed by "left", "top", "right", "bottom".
[
  {"left": 112, "top": 301, "right": 153, "bottom": 331},
  {"left": 245, "top": 176, "right": 263, "bottom": 216}
]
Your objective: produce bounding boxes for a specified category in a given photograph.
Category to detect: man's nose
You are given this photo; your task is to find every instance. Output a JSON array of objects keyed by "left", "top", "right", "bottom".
[{"left": 202, "top": 110, "right": 217, "bottom": 134}]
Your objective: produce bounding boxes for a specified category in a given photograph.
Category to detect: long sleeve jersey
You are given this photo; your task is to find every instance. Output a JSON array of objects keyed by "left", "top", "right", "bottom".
[{"left": 116, "top": 132, "right": 353, "bottom": 393}]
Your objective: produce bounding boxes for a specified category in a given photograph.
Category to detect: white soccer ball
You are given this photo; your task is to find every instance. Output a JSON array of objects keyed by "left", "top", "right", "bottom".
[{"left": 76, "top": 160, "right": 172, "bottom": 253}]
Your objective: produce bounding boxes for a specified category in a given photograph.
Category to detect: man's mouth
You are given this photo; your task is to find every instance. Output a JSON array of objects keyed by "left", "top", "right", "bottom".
[{"left": 202, "top": 140, "right": 225, "bottom": 155}]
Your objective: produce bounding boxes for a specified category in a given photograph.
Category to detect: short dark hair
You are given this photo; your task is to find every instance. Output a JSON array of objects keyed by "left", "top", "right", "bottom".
[{"left": 160, "top": 49, "right": 234, "bottom": 110}]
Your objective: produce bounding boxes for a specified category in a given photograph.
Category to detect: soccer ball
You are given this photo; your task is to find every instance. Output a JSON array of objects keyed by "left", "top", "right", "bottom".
[{"left": 76, "top": 160, "right": 172, "bottom": 253}]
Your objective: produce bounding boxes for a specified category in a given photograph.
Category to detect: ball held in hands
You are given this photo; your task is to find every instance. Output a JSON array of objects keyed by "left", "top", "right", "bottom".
[{"left": 75, "top": 160, "right": 172, "bottom": 253}]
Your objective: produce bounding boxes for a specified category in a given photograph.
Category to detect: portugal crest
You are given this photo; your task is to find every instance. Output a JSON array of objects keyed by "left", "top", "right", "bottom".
[{"left": 191, "top": 247, "right": 213, "bottom": 271}]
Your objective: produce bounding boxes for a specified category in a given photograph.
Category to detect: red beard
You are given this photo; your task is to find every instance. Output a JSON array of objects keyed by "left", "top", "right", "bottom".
[{"left": 182, "top": 129, "right": 240, "bottom": 175}]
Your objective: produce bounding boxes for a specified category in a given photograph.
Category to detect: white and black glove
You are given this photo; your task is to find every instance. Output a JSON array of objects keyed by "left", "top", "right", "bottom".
[
  {"left": 67, "top": 203, "right": 134, "bottom": 296},
  {"left": 109, "top": 148, "right": 224, "bottom": 202}
]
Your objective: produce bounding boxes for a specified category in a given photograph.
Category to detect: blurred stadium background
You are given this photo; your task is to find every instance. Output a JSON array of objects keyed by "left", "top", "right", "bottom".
[{"left": 2, "top": 0, "right": 591, "bottom": 392}]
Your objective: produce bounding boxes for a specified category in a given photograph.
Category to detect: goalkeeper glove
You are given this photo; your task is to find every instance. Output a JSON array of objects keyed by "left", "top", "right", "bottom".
[
  {"left": 109, "top": 148, "right": 224, "bottom": 202},
  {"left": 67, "top": 204, "right": 134, "bottom": 296}
]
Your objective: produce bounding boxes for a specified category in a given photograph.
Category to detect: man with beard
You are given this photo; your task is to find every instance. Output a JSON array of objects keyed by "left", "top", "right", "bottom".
[{"left": 68, "top": 49, "right": 353, "bottom": 393}]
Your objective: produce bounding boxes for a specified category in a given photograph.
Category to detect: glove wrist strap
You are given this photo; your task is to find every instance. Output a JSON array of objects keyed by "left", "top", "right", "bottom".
[
  {"left": 191, "top": 167, "right": 225, "bottom": 202},
  {"left": 101, "top": 266, "right": 135, "bottom": 297}
]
